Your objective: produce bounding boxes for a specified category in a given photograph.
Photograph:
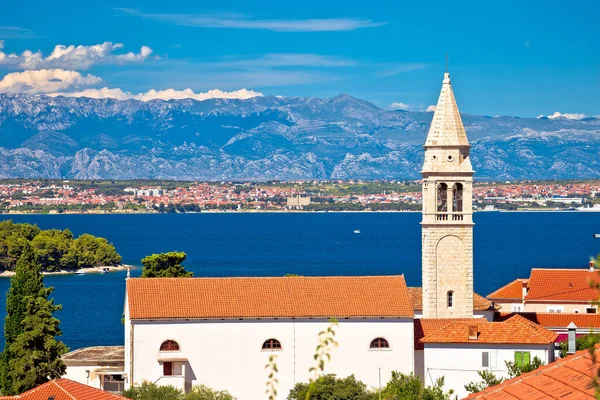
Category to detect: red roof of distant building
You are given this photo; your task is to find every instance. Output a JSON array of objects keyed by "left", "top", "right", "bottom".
[
  {"left": 487, "top": 279, "right": 527, "bottom": 301},
  {"left": 0, "top": 379, "right": 128, "bottom": 400},
  {"left": 127, "top": 275, "right": 414, "bottom": 320},
  {"left": 420, "top": 315, "right": 557, "bottom": 345},
  {"left": 408, "top": 287, "right": 496, "bottom": 312},
  {"left": 526, "top": 268, "right": 599, "bottom": 302},
  {"left": 414, "top": 318, "right": 473, "bottom": 350},
  {"left": 465, "top": 346, "right": 598, "bottom": 399},
  {"left": 495, "top": 312, "right": 600, "bottom": 329}
]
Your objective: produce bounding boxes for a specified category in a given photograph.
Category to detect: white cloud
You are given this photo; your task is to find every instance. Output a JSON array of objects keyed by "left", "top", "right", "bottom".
[
  {"left": 0, "top": 69, "right": 101, "bottom": 94},
  {"left": 539, "top": 111, "right": 587, "bottom": 120},
  {"left": 426, "top": 105, "right": 436, "bottom": 112},
  {"left": 390, "top": 102, "right": 412, "bottom": 110},
  {"left": 377, "top": 63, "right": 429, "bottom": 77},
  {"left": 49, "top": 87, "right": 263, "bottom": 102},
  {"left": 0, "top": 42, "right": 153, "bottom": 70},
  {"left": 213, "top": 53, "right": 357, "bottom": 68},
  {"left": 118, "top": 8, "right": 385, "bottom": 32},
  {"left": 0, "top": 27, "right": 37, "bottom": 39}
]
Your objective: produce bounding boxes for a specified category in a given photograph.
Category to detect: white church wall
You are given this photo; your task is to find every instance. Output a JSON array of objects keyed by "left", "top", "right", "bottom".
[
  {"left": 128, "top": 318, "right": 414, "bottom": 399},
  {"left": 423, "top": 343, "right": 554, "bottom": 398}
]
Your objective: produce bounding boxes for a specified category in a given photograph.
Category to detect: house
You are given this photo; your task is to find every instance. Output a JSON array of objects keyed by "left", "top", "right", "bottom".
[
  {"left": 465, "top": 346, "right": 598, "bottom": 399},
  {"left": 124, "top": 275, "right": 416, "bottom": 397},
  {"left": 0, "top": 378, "right": 128, "bottom": 400},
  {"left": 61, "top": 346, "right": 125, "bottom": 393},
  {"left": 420, "top": 315, "right": 557, "bottom": 399},
  {"left": 495, "top": 312, "right": 600, "bottom": 341},
  {"left": 488, "top": 264, "right": 599, "bottom": 314}
]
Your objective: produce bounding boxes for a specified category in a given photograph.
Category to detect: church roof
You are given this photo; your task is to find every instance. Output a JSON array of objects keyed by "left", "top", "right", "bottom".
[
  {"left": 465, "top": 346, "right": 598, "bottom": 399},
  {"left": 126, "top": 275, "right": 414, "bottom": 320},
  {"left": 424, "top": 72, "right": 469, "bottom": 148},
  {"left": 408, "top": 287, "right": 496, "bottom": 312},
  {"left": 0, "top": 379, "right": 128, "bottom": 400},
  {"left": 420, "top": 314, "right": 557, "bottom": 345}
]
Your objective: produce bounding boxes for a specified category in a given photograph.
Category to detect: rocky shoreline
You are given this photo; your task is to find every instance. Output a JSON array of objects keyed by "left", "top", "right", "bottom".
[{"left": 0, "top": 264, "right": 134, "bottom": 278}]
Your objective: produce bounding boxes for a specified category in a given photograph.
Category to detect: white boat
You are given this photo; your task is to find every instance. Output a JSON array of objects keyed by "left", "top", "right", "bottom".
[
  {"left": 594, "top": 234, "right": 600, "bottom": 239},
  {"left": 75, "top": 270, "right": 86, "bottom": 274},
  {"left": 353, "top": 230, "right": 361, "bottom": 234},
  {"left": 478, "top": 205, "right": 500, "bottom": 212},
  {"left": 577, "top": 205, "right": 600, "bottom": 212}
]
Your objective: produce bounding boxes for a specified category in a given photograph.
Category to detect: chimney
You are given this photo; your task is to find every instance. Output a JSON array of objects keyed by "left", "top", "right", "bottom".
[
  {"left": 590, "top": 260, "right": 596, "bottom": 272},
  {"left": 567, "top": 322, "right": 577, "bottom": 355},
  {"left": 521, "top": 280, "right": 528, "bottom": 303},
  {"left": 468, "top": 325, "right": 478, "bottom": 340}
]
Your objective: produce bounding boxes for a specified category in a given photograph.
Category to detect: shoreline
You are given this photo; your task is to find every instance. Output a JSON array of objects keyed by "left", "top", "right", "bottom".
[{"left": 0, "top": 264, "right": 135, "bottom": 278}]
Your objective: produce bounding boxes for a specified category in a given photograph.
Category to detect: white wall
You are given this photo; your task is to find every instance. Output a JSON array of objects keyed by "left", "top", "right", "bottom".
[
  {"left": 423, "top": 343, "right": 554, "bottom": 399},
  {"left": 63, "top": 364, "right": 101, "bottom": 389},
  {"left": 127, "top": 318, "right": 414, "bottom": 399}
]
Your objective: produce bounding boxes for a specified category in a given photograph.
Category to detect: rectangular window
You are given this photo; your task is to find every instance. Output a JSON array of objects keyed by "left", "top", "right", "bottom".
[
  {"left": 482, "top": 352, "right": 489, "bottom": 367},
  {"left": 546, "top": 306, "right": 563, "bottom": 313},
  {"left": 586, "top": 307, "right": 597, "bottom": 314},
  {"left": 511, "top": 304, "right": 523, "bottom": 312},
  {"left": 514, "top": 351, "right": 531, "bottom": 368},
  {"left": 163, "top": 361, "right": 173, "bottom": 376}
]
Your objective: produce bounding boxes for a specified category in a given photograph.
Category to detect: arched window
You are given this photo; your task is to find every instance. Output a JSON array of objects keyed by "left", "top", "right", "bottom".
[
  {"left": 369, "top": 337, "right": 390, "bottom": 349},
  {"left": 447, "top": 291, "right": 454, "bottom": 308},
  {"left": 159, "top": 340, "right": 180, "bottom": 352},
  {"left": 437, "top": 183, "right": 448, "bottom": 212},
  {"left": 262, "top": 338, "right": 282, "bottom": 350},
  {"left": 452, "top": 183, "right": 463, "bottom": 212}
]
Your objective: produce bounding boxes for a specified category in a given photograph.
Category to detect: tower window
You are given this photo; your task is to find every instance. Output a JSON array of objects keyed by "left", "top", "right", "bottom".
[
  {"left": 452, "top": 183, "right": 463, "bottom": 212},
  {"left": 436, "top": 183, "right": 448, "bottom": 212},
  {"left": 369, "top": 337, "right": 390, "bottom": 349},
  {"left": 447, "top": 291, "right": 454, "bottom": 308}
]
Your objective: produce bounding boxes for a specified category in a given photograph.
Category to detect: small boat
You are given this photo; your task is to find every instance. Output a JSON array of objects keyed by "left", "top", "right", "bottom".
[
  {"left": 353, "top": 230, "right": 361, "bottom": 234},
  {"left": 594, "top": 234, "right": 600, "bottom": 239},
  {"left": 75, "top": 270, "right": 86, "bottom": 274}
]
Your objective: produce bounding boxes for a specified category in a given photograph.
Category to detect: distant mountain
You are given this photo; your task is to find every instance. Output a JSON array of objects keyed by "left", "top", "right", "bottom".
[{"left": 0, "top": 93, "right": 598, "bottom": 180}]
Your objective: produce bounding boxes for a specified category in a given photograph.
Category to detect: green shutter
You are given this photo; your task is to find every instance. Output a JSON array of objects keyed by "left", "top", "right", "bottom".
[
  {"left": 514, "top": 352, "right": 523, "bottom": 367},
  {"left": 523, "top": 352, "right": 531, "bottom": 366}
]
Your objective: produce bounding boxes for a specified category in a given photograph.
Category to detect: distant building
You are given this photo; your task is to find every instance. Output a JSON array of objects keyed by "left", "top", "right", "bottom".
[
  {"left": 0, "top": 378, "right": 128, "bottom": 399},
  {"left": 61, "top": 346, "right": 125, "bottom": 393},
  {"left": 286, "top": 195, "right": 310, "bottom": 209}
]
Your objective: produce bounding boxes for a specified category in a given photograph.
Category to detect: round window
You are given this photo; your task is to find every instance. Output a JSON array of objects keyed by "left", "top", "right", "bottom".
[
  {"left": 447, "top": 155, "right": 454, "bottom": 162},
  {"left": 432, "top": 155, "right": 437, "bottom": 160}
]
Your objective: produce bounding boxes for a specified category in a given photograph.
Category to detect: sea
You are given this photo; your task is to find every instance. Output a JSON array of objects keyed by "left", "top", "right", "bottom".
[{"left": 0, "top": 212, "right": 598, "bottom": 350}]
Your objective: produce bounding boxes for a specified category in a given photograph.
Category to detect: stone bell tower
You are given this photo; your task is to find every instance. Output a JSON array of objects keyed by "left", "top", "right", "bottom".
[{"left": 421, "top": 71, "right": 474, "bottom": 318}]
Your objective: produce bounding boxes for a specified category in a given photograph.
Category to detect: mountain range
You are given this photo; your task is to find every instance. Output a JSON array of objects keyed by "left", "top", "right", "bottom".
[{"left": 0, "top": 93, "right": 598, "bottom": 181}]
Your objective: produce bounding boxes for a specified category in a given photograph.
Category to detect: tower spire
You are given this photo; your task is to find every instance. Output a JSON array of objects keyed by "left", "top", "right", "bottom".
[{"left": 445, "top": 53, "right": 449, "bottom": 73}]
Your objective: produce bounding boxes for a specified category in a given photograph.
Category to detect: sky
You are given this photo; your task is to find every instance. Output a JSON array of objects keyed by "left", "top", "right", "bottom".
[{"left": 0, "top": 0, "right": 598, "bottom": 117}]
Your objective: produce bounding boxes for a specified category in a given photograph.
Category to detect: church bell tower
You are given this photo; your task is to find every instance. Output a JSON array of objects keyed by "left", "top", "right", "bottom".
[{"left": 421, "top": 71, "right": 474, "bottom": 318}]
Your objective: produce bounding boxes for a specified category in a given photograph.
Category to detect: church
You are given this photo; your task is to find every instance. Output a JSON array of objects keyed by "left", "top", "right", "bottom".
[{"left": 66, "top": 72, "right": 558, "bottom": 399}]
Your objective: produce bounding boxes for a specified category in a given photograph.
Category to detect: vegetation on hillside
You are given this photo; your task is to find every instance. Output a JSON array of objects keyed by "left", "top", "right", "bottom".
[
  {"left": 0, "top": 243, "right": 67, "bottom": 395},
  {"left": 141, "top": 251, "right": 193, "bottom": 277},
  {"left": 122, "top": 382, "right": 235, "bottom": 400},
  {"left": 0, "top": 220, "right": 121, "bottom": 272}
]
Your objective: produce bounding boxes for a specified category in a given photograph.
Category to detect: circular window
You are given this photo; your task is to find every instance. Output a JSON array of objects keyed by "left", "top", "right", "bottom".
[
  {"left": 432, "top": 155, "right": 437, "bottom": 160},
  {"left": 447, "top": 155, "right": 454, "bottom": 162}
]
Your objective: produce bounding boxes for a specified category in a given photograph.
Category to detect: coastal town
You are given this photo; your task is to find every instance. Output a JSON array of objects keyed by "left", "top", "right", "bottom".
[{"left": 0, "top": 179, "right": 599, "bottom": 214}]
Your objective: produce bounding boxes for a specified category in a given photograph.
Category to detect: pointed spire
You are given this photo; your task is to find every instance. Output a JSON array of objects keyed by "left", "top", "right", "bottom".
[{"left": 425, "top": 72, "right": 469, "bottom": 147}]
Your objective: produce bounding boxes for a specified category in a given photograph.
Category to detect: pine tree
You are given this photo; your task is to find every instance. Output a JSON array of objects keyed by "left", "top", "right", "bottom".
[
  {"left": 141, "top": 252, "right": 193, "bottom": 278},
  {"left": 0, "top": 243, "right": 67, "bottom": 395}
]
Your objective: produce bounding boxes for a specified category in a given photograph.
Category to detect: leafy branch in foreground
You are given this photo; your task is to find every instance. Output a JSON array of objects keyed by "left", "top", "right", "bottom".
[
  {"left": 305, "top": 318, "right": 339, "bottom": 400},
  {"left": 465, "top": 356, "right": 543, "bottom": 394},
  {"left": 265, "top": 355, "right": 279, "bottom": 400}
]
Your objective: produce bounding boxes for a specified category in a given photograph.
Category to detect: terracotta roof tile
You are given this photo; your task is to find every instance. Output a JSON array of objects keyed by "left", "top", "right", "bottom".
[
  {"left": 127, "top": 275, "right": 414, "bottom": 320},
  {"left": 62, "top": 346, "right": 124, "bottom": 363},
  {"left": 413, "top": 318, "right": 473, "bottom": 350},
  {"left": 420, "top": 314, "right": 557, "bottom": 345},
  {"left": 495, "top": 312, "right": 600, "bottom": 329},
  {"left": 525, "top": 269, "right": 599, "bottom": 302},
  {"left": 0, "top": 379, "right": 128, "bottom": 399},
  {"left": 465, "top": 346, "right": 599, "bottom": 399},
  {"left": 487, "top": 279, "right": 527, "bottom": 301},
  {"left": 408, "top": 287, "right": 496, "bottom": 312}
]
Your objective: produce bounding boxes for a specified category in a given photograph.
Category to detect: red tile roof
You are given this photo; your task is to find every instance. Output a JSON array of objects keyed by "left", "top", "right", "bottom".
[
  {"left": 414, "top": 318, "right": 473, "bottom": 350},
  {"left": 127, "top": 275, "right": 414, "bottom": 320},
  {"left": 465, "top": 346, "right": 598, "bottom": 399},
  {"left": 487, "top": 279, "right": 527, "bottom": 301},
  {"left": 420, "top": 315, "right": 557, "bottom": 345},
  {"left": 0, "top": 379, "right": 128, "bottom": 400},
  {"left": 408, "top": 287, "right": 496, "bottom": 312},
  {"left": 525, "top": 269, "right": 599, "bottom": 302},
  {"left": 495, "top": 312, "right": 600, "bottom": 329}
]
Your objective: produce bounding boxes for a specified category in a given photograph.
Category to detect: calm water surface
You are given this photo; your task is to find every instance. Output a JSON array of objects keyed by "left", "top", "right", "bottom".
[{"left": 0, "top": 212, "right": 598, "bottom": 349}]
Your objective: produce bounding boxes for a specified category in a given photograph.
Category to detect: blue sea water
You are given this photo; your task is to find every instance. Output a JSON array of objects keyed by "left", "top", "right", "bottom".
[{"left": 0, "top": 212, "right": 598, "bottom": 350}]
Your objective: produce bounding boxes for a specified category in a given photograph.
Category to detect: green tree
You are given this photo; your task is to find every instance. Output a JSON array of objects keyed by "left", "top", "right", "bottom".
[
  {"left": 141, "top": 252, "right": 193, "bottom": 278},
  {"left": 381, "top": 372, "right": 454, "bottom": 400},
  {"left": 287, "top": 374, "right": 376, "bottom": 400},
  {"left": 464, "top": 370, "right": 504, "bottom": 394},
  {"left": 31, "top": 229, "right": 73, "bottom": 272},
  {"left": 185, "top": 384, "right": 236, "bottom": 400},
  {"left": 122, "top": 382, "right": 183, "bottom": 400},
  {"left": 0, "top": 243, "right": 67, "bottom": 395}
]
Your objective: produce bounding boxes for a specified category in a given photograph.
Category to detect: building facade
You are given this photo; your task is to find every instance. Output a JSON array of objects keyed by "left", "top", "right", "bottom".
[{"left": 421, "top": 72, "right": 474, "bottom": 319}]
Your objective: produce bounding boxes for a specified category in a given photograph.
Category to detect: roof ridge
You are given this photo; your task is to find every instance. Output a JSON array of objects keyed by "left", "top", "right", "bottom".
[
  {"left": 505, "top": 315, "right": 557, "bottom": 341},
  {"left": 54, "top": 380, "right": 77, "bottom": 400},
  {"left": 129, "top": 275, "right": 406, "bottom": 280},
  {"left": 531, "top": 268, "right": 594, "bottom": 272},
  {"left": 486, "top": 278, "right": 525, "bottom": 298}
]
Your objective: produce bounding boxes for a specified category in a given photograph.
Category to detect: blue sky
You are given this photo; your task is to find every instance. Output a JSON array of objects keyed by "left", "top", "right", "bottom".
[{"left": 0, "top": 0, "right": 598, "bottom": 117}]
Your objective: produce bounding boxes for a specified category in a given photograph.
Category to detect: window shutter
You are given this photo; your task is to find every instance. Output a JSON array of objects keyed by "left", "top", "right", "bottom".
[
  {"left": 490, "top": 351, "right": 497, "bottom": 368},
  {"left": 523, "top": 352, "right": 531, "bottom": 366},
  {"left": 514, "top": 352, "right": 522, "bottom": 367},
  {"left": 482, "top": 352, "right": 489, "bottom": 367}
]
